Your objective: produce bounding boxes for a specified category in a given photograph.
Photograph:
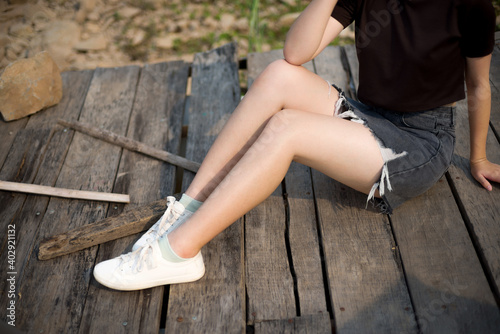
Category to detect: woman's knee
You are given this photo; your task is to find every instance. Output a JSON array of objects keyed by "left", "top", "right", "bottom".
[
  {"left": 254, "top": 59, "right": 302, "bottom": 89},
  {"left": 258, "top": 109, "right": 301, "bottom": 145}
]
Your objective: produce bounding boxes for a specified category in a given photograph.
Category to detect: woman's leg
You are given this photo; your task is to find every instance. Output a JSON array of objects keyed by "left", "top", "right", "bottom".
[
  {"left": 184, "top": 59, "right": 340, "bottom": 202},
  {"left": 169, "top": 108, "right": 384, "bottom": 258}
]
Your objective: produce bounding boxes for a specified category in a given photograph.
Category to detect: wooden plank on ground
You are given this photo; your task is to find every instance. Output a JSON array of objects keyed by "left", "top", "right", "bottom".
[
  {"left": 0, "top": 118, "right": 28, "bottom": 168},
  {"left": 57, "top": 119, "right": 200, "bottom": 172},
  {"left": 312, "top": 46, "right": 417, "bottom": 333},
  {"left": 489, "top": 45, "right": 500, "bottom": 135},
  {"left": 0, "top": 70, "right": 94, "bottom": 319},
  {"left": 78, "top": 61, "right": 190, "bottom": 334},
  {"left": 15, "top": 66, "right": 140, "bottom": 333},
  {"left": 312, "top": 170, "right": 417, "bottom": 333},
  {"left": 391, "top": 175, "right": 500, "bottom": 333},
  {"left": 245, "top": 49, "right": 324, "bottom": 325},
  {"left": 247, "top": 49, "right": 314, "bottom": 87},
  {"left": 166, "top": 43, "right": 245, "bottom": 333},
  {"left": 0, "top": 180, "right": 130, "bottom": 202},
  {"left": 445, "top": 98, "right": 500, "bottom": 299},
  {"left": 38, "top": 197, "right": 169, "bottom": 260},
  {"left": 254, "top": 313, "right": 331, "bottom": 334},
  {"left": 245, "top": 187, "right": 296, "bottom": 324},
  {"left": 285, "top": 162, "right": 328, "bottom": 316},
  {"left": 247, "top": 49, "right": 283, "bottom": 87},
  {"left": 315, "top": 46, "right": 350, "bottom": 93},
  {"left": 342, "top": 44, "right": 359, "bottom": 96}
]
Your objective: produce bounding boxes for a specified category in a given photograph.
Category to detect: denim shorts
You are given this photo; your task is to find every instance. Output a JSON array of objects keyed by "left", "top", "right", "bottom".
[{"left": 333, "top": 88, "right": 456, "bottom": 214}]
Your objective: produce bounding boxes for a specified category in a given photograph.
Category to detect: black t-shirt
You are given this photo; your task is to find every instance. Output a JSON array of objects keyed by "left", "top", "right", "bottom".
[{"left": 332, "top": 0, "right": 495, "bottom": 112}]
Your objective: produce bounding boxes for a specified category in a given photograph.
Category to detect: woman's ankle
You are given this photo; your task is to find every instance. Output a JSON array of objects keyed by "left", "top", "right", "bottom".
[{"left": 168, "top": 233, "right": 200, "bottom": 259}]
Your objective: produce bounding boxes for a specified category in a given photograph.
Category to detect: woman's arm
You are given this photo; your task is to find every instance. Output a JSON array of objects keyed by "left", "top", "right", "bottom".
[
  {"left": 465, "top": 54, "right": 500, "bottom": 190},
  {"left": 283, "top": 0, "right": 343, "bottom": 65}
]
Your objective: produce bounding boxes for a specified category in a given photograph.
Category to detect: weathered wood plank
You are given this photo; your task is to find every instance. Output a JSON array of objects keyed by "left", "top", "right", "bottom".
[
  {"left": 78, "top": 61, "right": 190, "bottom": 334},
  {"left": 391, "top": 176, "right": 500, "bottom": 333},
  {"left": 247, "top": 49, "right": 314, "bottom": 87},
  {"left": 58, "top": 118, "right": 200, "bottom": 172},
  {"left": 489, "top": 45, "right": 500, "bottom": 94},
  {"left": 245, "top": 49, "right": 311, "bottom": 324},
  {"left": 0, "top": 70, "right": 94, "bottom": 321},
  {"left": 312, "top": 46, "right": 417, "bottom": 333},
  {"left": 245, "top": 187, "right": 296, "bottom": 324},
  {"left": 342, "top": 44, "right": 359, "bottom": 96},
  {"left": 446, "top": 99, "right": 500, "bottom": 299},
  {"left": 314, "top": 46, "right": 350, "bottom": 93},
  {"left": 0, "top": 118, "right": 28, "bottom": 169},
  {"left": 285, "top": 162, "right": 328, "bottom": 316},
  {"left": 0, "top": 180, "right": 130, "bottom": 203},
  {"left": 249, "top": 48, "right": 328, "bottom": 318},
  {"left": 15, "top": 66, "right": 140, "bottom": 333},
  {"left": 247, "top": 49, "right": 283, "bottom": 88},
  {"left": 312, "top": 170, "right": 417, "bottom": 334},
  {"left": 254, "top": 313, "right": 331, "bottom": 334},
  {"left": 166, "top": 43, "right": 245, "bottom": 333},
  {"left": 489, "top": 45, "right": 500, "bottom": 136},
  {"left": 38, "top": 197, "right": 169, "bottom": 260}
]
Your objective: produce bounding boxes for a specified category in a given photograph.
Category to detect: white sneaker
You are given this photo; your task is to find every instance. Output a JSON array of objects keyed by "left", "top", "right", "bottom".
[
  {"left": 94, "top": 240, "right": 205, "bottom": 290},
  {"left": 132, "top": 196, "right": 193, "bottom": 251}
]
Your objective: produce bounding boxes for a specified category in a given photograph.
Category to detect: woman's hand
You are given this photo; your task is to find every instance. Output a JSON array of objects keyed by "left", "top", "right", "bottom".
[{"left": 470, "top": 158, "right": 500, "bottom": 191}]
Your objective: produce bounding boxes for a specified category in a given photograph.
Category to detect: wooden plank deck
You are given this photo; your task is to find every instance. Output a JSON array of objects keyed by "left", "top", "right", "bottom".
[{"left": 1, "top": 40, "right": 499, "bottom": 333}]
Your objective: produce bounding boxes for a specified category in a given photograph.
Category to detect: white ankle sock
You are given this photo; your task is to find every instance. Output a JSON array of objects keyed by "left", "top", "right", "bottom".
[{"left": 179, "top": 193, "right": 203, "bottom": 213}]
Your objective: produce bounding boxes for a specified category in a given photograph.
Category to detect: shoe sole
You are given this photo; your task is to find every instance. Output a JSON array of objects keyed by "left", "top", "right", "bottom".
[{"left": 94, "top": 266, "right": 205, "bottom": 291}]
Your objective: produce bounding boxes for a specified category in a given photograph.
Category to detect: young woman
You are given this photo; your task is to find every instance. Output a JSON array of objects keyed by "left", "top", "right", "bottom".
[{"left": 94, "top": 0, "right": 499, "bottom": 290}]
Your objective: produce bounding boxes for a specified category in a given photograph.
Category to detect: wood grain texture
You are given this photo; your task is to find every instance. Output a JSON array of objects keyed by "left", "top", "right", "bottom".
[
  {"left": 38, "top": 197, "right": 169, "bottom": 260},
  {"left": 0, "top": 117, "right": 28, "bottom": 168},
  {"left": 341, "top": 44, "right": 359, "bottom": 96},
  {"left": 0, "top": 180, "right": 130, "bottom": 203},
  {"left": 247, "top": 49, "right": 327, "bottom": 318},
  {"left": 247, "top": 49, "right": 283, "bottom": 88},
  {"left": 489, "top": 45, "right": 500, "bottom": 136},
  {"left": 254, "top": 313, "right": 331, "bottom": 334},
  {"left": 0, "top": 70, "right": 94, "bottom": 320},
  {"left": 15, "top": 66, "right": 140, "bottom": 333},
  {"left": 166, "top": 43, "right": 245, "bottom": 333},
  {"left": 312, "top": 170, "right": 417, "bottom": 334},
  {"left": 245, "top": 187, "right": 296, "bottom": 324},
  {"left": 58, "top": 119, "right": 200, "bottom": 172},
  {"left": 446, "top": 99, "right": 500, "bottom": 299},
  {"left": 313, "top": 46, "right": 417, "bottom": 334},
  {"left": 247, "top": 49, "right": 314, "bottom": 88},
  {"left": 78, "top": 61, "right": 189, "bottom": 334},
  {"left": 314, "top": 46, "right": 350, "bottom": 93},
  {"left": 285, "top": 162, "right": 328, "bottom": 316},
  {"left": 244, "top": 48, "right": 303, "bottom": 325},
  {"left": 391, "top": 177, "right": 500, "bottom": 333}
]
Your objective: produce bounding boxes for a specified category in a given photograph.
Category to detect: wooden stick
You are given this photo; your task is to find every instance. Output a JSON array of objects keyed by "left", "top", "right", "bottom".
[
  {"left": 58, "top": 119, "right": 200, "bottom": 173},
  {"left": 38, "top": 197, "right": 169, "bottom": 260},
  {"left": 0, "top": 180, "right": 130, "bottom": 203}
]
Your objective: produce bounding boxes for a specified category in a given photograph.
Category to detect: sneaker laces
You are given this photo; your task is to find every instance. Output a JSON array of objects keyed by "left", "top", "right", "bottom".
[
  {"left": 146, "top": 196, "right": 182, "bottom": 242},
  {"left": 118, "top": 244, "right": 156, "bottom": 273}
]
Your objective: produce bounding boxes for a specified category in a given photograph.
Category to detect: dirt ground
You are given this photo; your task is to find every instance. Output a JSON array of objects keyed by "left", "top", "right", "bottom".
[
  {"left": 0, "top": 0, "right": 315, "bottom": 72},
  {"left": 1, "top": 0, "right": 498, "bottom": 73}
]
